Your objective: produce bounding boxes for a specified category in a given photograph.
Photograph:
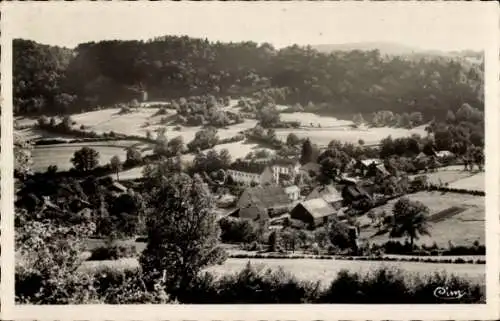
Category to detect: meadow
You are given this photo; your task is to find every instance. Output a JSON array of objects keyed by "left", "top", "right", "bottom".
[
  {"left": 77, "top": 257, "right": 485, "bottom": 289},
  {"left": 275, "top": 124, "right": 428, "bottom": 146},
  {"left": 31, "top": 141, "right": 152, "bottom": 172},
  {"left": 358, "top": 191, "right": 485, "bottom": 247},
  {"left": 449, "top": 172, "right": 485, "bottom": 191}
]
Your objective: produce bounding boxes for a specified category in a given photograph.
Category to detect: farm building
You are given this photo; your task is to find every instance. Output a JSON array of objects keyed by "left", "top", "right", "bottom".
[
  {"left": 236, "top": 184, "right": 291, "bottom": 217},
  {"left": 341, "top": 183, "right": 372, "bottom": 204},
  {"left": 290, "top": 198, "right": 337, "bottom": 229},
  {"left": 227, "top": 162, "right": 275, "bottom": 186},
  {"left": 355, "top": 158, "right": 382, "bottom": 176},
  {"left": 284, "top": 185, "right": 301, "bottom": 202},
  {"left": 366, "top": 163, "right": 391, "bottom": 178},
  {"left": 306, "top": 185, "right": 343, "bottom": 209},
  {"left": 300, "top": 162, "right": 321, "bottom": 176},
  {"left": 229, "top": 205, "right": 269, "bottom": 222}
]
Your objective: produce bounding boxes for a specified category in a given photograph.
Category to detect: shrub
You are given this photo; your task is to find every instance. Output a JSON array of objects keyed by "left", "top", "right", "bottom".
[{"left": 88, "top": 244, "right": 138, "bottom": 261}]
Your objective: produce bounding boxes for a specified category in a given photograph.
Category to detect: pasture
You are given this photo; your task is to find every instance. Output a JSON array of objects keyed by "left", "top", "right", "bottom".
[
  {"left": 358, "top": 191, "right": 485, "bottom": 247},
  {"left": 275, "top": 125, "right": 427, "bottom": 146},
  {"left": 77, "top": 257, "right": 485, "bottom": 288},
  {"left": 32, "top": 140, "right": 152, "bottom": 172},
  {"left": 449, "top": 172, "right": 485, "bottom": 191}
]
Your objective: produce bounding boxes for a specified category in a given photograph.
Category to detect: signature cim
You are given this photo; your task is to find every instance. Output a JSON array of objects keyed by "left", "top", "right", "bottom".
[{"left": 433, "top": 286, "right": 467, "bottom": 300}]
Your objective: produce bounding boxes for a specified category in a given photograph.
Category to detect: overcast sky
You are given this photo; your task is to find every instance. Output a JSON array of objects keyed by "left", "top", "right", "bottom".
[{"left": 2, "top": 2, "right": 496, "bottom": 51}]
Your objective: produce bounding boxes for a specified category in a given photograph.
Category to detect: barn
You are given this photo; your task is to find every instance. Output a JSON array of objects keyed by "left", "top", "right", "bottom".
[{"left": 290, "top": 198, "right": 337, "bottom": 229}]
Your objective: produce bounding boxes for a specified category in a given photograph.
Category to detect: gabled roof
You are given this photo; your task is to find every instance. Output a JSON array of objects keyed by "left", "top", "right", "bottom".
[
  {"left": 359, "top": 158, "right": 382, "bottom": 167},
  {"left": 300, "top": 162, "right": 321, "bottom": 174},
  {"left": 271, "top": 158, "right": 300, "bottom": 167},
  {"left": 375, "top": 164, "right": 391, "bottom": 177},
  {"left": 229, "top": 162, "right": 269, "bottom": 174},
  {"left": 284, "top": 185, "right": 300, "bottom": 194},
  {"left": 343, "top": 184, "right": 372, "bottom": 200},
  {"left": 238, "top": 184, "right": 290, "bottom": 209},
  {"left": 230, "top": 205, "right": 269, "bottom": 221},
  {"left": 298, "top": 198, "right": 336, "bottom": 219},
  {"left": 436, "top": 150, "right": 454, "bottom": 157},
  {"left": 306, "top": 185, "right": 343, "bottom": 204}
]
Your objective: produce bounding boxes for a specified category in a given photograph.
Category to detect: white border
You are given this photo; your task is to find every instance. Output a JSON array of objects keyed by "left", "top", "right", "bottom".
[{"left": 1, "top": 2, "right": 499, "bottom": 320}]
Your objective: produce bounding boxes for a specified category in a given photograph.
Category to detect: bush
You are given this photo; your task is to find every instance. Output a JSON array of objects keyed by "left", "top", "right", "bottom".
[{"left": 88, "top": 244, "right": 138, "bottom": 261}]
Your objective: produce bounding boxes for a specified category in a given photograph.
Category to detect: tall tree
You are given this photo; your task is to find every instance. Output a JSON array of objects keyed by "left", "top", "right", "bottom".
[
  {"left": 300, "top": 138, "right": 314, "bottom": 165},
  {"left": 110, "top": 155, "right": 122, "bottom": 181},
  {"left": 389, "top": 198, "right": 430, "bottom": 248},
  {"left": 71, "top": 147, "right": 99, "bottom": 172},
  {"left": 139, "top": 173, "right": 226, "bottom": 297}
]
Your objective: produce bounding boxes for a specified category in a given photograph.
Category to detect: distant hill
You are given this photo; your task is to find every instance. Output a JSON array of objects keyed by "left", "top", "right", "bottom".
[{"left": 311, "top": 42, "right": 483, "bottom": 60}]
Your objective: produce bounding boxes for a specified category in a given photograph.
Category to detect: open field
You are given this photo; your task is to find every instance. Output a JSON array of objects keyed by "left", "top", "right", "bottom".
[
  {"left": 449, "top": 172, "right": 485, "bottom": 191},
  {"left": 358, "top": 191, "right": 484, "bottom": 247},
  {"left": 280, "top": 112, "right": 353, "bottom": 127},
  {"left": 77, "top": 257, "right": 485, "bottom": 288},
  {"left": 32, "top": 140, "right": 152, "bottom": 172},
  {"left": 275, "top": 125, "right": 427, "bottom": 146}
]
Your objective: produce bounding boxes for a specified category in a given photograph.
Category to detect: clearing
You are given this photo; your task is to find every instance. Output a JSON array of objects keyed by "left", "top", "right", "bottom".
[
  {"left": 358, "top": 191, "right": 484, "bottom": 247},
  {"left": 32, "top": 140, "right": 152, "bottom": 172},
  {"left": 275, "top": 125, "right": 427, "bottom": 146},
  {"left": 448, "top": 172, "right": 485, "bottom": 191}
]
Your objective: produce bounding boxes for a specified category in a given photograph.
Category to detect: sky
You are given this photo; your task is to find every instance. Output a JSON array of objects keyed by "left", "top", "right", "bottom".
[{"left": 2, "top": 2, "right": 497, "bottom": 51}]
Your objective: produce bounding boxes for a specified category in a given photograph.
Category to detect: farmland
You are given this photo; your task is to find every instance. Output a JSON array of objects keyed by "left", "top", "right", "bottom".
[
  {"left": 77, "top": 257, "right": 485, "bottom": 289},
  {"left": 449, "top": 172, "right": 485, "bottom": 191},
  {"left": 31, "top": 141, "right": 152, "bottom": 172},
  {"left": 358, "top": 191, "right": 485, "bottom": 247}
]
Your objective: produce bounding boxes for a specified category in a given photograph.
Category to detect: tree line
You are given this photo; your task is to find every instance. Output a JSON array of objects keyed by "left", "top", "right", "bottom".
[{"left": 14, "top": 37, "right": 483, "bottom": 121}]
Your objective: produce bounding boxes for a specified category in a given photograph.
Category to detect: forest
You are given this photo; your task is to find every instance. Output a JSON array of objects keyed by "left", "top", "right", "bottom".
[{"left": 13, "top": 36, "right": 483, "bottom": 120}]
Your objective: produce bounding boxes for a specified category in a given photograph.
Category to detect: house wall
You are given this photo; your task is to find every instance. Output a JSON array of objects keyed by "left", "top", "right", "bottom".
[
  {"left": 286, "top": 189, "right": 300, "bottom": 201},
  {"left": 290, "top": 204, "right": 314, "bottom": 228},
  {"left": 227, "top": 169, "right": 261, "bottom": 185}
]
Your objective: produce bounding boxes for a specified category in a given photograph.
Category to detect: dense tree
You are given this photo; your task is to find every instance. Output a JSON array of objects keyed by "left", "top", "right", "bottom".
[
  {"left": 139, "top": 173, "right": 226, "bottom": 297},
  {"left": 110, "top": 155, "right": 122, "bottom": 180},
  {"left": 300, "top": 138, "right": 314, "bottom": 165},
  {"left": 286, "top": 133, "right": 301, "bottom": 146},
  {"left": 14, "top": 37, "right": 483, "bottom": 121},
  {"left": 389, "top": 198, "right": 430, "bottom": 248},
  {"left": 125, "top": 146, "right": 143, "bottom": 166},
  {"left": 71, "top": 147, "right": 100, "bottom": 172},
  {"left": 187, "top": 127, "right": 219, "bottom": 151}
]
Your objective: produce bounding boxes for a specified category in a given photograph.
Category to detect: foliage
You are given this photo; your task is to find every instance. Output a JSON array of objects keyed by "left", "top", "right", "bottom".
[
  {"left": 219, "top": 217, "right": 260, "bottom": 244},
  {"left": 389, "top": 198, "right": 431, "bottom": 247},
  {"left": 139, "top": 172, "right": 227, "bottom": 297},
  {"left": 71, "top": 147, "right": 100, "bottom": 172}
]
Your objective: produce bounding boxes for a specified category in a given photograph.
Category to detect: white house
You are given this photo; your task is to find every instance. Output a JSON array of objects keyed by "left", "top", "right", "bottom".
[
  {"left": 270, "top": 159, "right": 301, "bottom": 183},
  {"left": 284, "top": 185, "right": 301, "bottom": 202},
  {"left": 227, "top": 165, "right": 275, "bottom": 186}
]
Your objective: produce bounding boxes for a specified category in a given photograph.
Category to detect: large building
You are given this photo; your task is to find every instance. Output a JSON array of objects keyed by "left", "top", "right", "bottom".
[
  {"left": 236, "top": 184, "right": 291, "bottom": 218},
  {"left": 227, "top": 163, "right": 275, "bottom": 186},
  {"left": 290, "top": 198, "right": 337, "bottom": 229}
]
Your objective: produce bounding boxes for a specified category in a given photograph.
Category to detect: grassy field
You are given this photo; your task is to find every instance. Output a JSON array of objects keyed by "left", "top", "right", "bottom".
[
  {"left": 449, "top": 172, "right": 485, "bottom": 191},
  {"left": 77, "top": 257, "right": 485, "bottom": 288},
  {"left": 280, "top": 112, "right": 353, "bottom": 127},
  {"left": 275, "top": 125, "right": 427, "bottom": 146},
  {"left": 32, "top": 140, "right": 152, "bottom": 172},
  {"left": 358, "top": 191, "right": 484, "bottom": 247}
]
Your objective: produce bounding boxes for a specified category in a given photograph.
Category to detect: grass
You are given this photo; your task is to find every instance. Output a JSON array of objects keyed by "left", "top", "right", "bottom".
[
  {"left": 275, "top": 124, "right": 427, "bottom": 146},
  {"left": 449, "top": 172, "right": 485, "bottom": 192},
  {"left": 358, "top": 191, "right": 484, "bottom": 247},
  {"left": 76, "top": 257, "right": 485, "bottom": 289},
  {"left": 32, "top": 140, "right": 152, "bottom": 172}
]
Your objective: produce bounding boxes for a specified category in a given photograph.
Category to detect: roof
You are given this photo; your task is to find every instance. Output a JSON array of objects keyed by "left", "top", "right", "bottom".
[
  {"left": 436, "top": 150, "right": 454, "bottom": 157},
  {"left": 375, "top": 164, "right": 391, "bottom": 177},
  {"left": 238, "top": 184, "right": 290, "bottom": 209},
  {"left": 416, "top": 152, "right": 428, "bottom": 159},
  {"left": 343, "top": 184, "right": 372, "bottom": 200},
  {"left": 297, "top": 198, "right": 336, "bottom": 219},
  {"left": 359, "top": 158, "right": 382, "bottom": 167},
  {"left": 230, "top": 205, "right": 269, "bottom": 221},
  {"left": 300, "top": 162, "right": 321, "bottom": 174},
  {"left": 271, "top": 158, "right": 300, "bottom": 167},
  {"left": 111, "top": 182, "right": 128, "bottom": 193},
  {"left": 229, "top": 162, "right": 269, "bottom": 174},
  {"left": 306, "top": 185, "right": 343, "bottom": 204},
  {"left": 284, "top": 185, "right": 300, "bottom": 194}
]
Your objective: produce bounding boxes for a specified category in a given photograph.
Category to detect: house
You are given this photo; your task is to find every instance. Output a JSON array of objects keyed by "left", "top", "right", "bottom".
[
  {"left": 306, "top": 185, "right": 343, "bottom": 209},
  {"left": 229, "top": 205, "right": 269, "bottom": 222},
  {"left": 284, "top": 185, "right": 301, "bottom": 202},
  {"left": 355, "top": 158, "right": 382, "bottom": 176},
  {"left": 436, "top": 150, "right": 454, "bottom": 159},
  {"left": 342, "top": 183, "right": 372, "bottom": 204},
  {"left": 367, "top": 164, "right": 391, "bottom": 178},
  {"left": 300, "top": 162, "right": 321, "bottom": 176},
  {"left": 290, "top": 198, "right": 337, "bottom": 229},
  {"left": 237, "top": 184, "right": 291, "bottom": 217},
  {"left": 227, "top": 162, "right": 275, "bottom": 186},
  {"left": 270, "top": 158, "right": 301, "bottom": 182}
]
